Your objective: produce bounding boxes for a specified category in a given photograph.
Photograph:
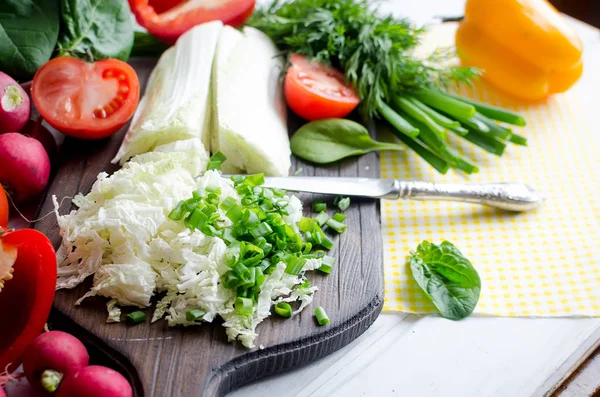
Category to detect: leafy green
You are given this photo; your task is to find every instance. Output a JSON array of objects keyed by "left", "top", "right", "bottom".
[
  {"left": 408, "top": 241, "right": 480, "bottom": 320},
  {"left": 290, "top": 118, "right": 404, "bottom": 164},
  {"left": 0, "top": 0, "right": 60, "bottom": 80},
  {"left": 57, "top": 0, "right": 134, "bottom": 62},
  {"left": 130, "top": 31, "right": 169, "bottom": 58},
  {"left": 249, "top": 0, "right": 477, "bottom": 117}
]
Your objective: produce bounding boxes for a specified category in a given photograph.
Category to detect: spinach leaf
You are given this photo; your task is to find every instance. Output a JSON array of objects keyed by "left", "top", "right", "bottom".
[
  {"left": 130, "top": 31, "right": 170, "bottom": 58},
  {"left": 0, "top": 0, "right": 60, "bottom": 80},
  {"left": 290, "top": 118, "right": 404, "bottom": 164},
  {"left": 57, "top": 0, "right": 134, "bottom": 62},
  {"left": 408, "top": 241, "right": 481, "bottom": 320}
]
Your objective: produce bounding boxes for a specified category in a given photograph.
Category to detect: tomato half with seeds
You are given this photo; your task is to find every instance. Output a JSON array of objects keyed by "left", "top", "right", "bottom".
[
  {"left": 31, "top": 58, "right": 140, "bottom": 140},
  {"left": 284, "top": 54, "right": 360, "bottom": 121},
  {"left": 130, "top": 0, "right": 256, "bottom": 44}
]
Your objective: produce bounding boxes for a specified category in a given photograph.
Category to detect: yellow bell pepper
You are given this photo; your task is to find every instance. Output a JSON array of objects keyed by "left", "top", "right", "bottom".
[{"left": 456, "top": 0, "right": 583, "bottom": 101}]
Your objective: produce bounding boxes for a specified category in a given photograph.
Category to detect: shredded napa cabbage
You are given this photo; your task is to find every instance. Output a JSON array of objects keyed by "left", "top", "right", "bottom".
[{"left": 55, "top": 141, "right": 319, "bottom": 348}]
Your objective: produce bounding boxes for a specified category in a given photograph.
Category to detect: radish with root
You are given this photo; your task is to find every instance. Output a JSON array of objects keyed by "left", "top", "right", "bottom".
[
  {"left": 22, "top": 331, "right": 89, "bottom": 395},
  {"left": 56, "top": 366, "right": 133, "bottom": 397},
  {"left": 0, "top": 132, "right": 51, "bottom": 202},
  {"left": 0, "top": 72, "right": 30, "bottom": 134}
]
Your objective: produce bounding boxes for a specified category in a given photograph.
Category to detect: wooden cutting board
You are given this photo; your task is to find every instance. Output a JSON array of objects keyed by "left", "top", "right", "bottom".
[{"left": 34, "top": 59, "right": 384, "bottom": 397}]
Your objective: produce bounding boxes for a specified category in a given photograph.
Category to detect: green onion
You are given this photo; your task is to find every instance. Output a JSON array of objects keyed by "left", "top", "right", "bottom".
[
  {"left": 207, "top": 152, "right": 227, "bottom": 171},
  {"left": 379, "top": 102, "right": 419, "bottom": 138},
  {"left": 168, "top": 201, "right": 186, "bottom": 221},
  {"left": 442, "top": 92, "right": 527, "bottom": 126},
  {"left": 394, "top": 96, "right": 447, "bottom": 139},
  {"left": 243, "top": 174, "right": 265, "bottom": 187},
  {"left": 407, "top": 97, "right": 460, "bottom": 129},
  {"left": 315, "top": 212, "right": 329, "bottom": 226},
  {"left": 250, "top": 222, "right": 273, "bottom": 238},
  {"left": 318, "top": 256, "right": 336, "bottom": 274},
  {"left": 414, "top": 88, "right": 476, "bottom": 120},
  {"left": 285, "top": 256, "right": 307, "bottom": 275},
  {"left": 235, "top": 297, "right": 254, "bottom": 316},
  {"left": 326, "top": 219, "right": 347, "bottom": 234},
  {"left": 293, "top": 167, "right": 303, "bottom": 176},
  {"left": 125, "top": 311, "right": 146, "bottom": 324},
  {"left": 474, "top": 113, "right": 511, "bottom": 140},
  {"left": 314, "top": 306, "right": 330, "bottom": 326},
  {"left": 274, "top": 302, "right": 293, "bottom": 318},
  {"left": 313, "top": 201, "right": 327, "bottom": 212},
  {"left": 186, "top": 309, "right": 205, "bottom": 321},
  {"left": 507, "top": 132, "right": 527, "bottom": 146},
  {"left": 337, "top": 197, "right": 351, "bottom": 212},
  {"left": 223, "top": 271, "right": 242, "bottom": 289},
  {"left": 332, "top": 213, "right": 346, "bottom": 222},
  {"left": 388, "top": 129, "right": 449, "bottom": 174},
  {"left": 320, "top": 235, "right": 334, "bottom": 250},
  {"left": 458, "top": 128, "right": 506, "bottom": 156}
]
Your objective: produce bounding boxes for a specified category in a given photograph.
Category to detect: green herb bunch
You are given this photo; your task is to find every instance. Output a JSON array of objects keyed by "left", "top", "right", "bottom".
[
  {"left": 250, "top": 0, "right": 475, "bottom": 117},
  {"left": 250, "top": 0, "right": 528, "bottom": 174}
]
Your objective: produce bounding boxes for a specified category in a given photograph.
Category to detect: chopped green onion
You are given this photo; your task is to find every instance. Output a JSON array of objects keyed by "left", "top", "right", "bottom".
[
  {"left": 293, "top": 167, "right": 303, "bottom": 176},
  {"left": 379, "top": 102, "right": 419, "bottom": 138},
  {"left": 207, "top": 152, "right": 227, "bottom": 171},
  {"left": 326, "top": 219, "right": 347, "bottom": 233},
  {"left": 332, "top": 213, "right": 346, "bottom": 222},
  {"left": 235, "top": 297, "right": 254, "bottom": 316},
  {"left": 320, "top": 235, "right": 334, "bottom": 250},
  {"left": 285, "top": 256, "right": 306, "bottom": 275},
  {"left": 186, "top": 309, "right": 205, "bottom": 321},
  {"left": 318, "top": 255, "right": 336, "bottom": 274},
  {"left": 337, "top": 197, "right": 350, "bottom": 212},
  {"left": 242, "top": 209, "right": 260, "bottom": 227},
  {"left": 168, "top": 201, "right": 186, "bottom": 221},
  {"left": 314, "top": 306, "right": 330, "bottom": 326},
  {"left": 313, "top": 201, "right": 327, "bottom": 212},
  {"left": 243, "top": 174, "right": 265, "bottom": 187},
  {"left": 315, "top": 211, "right": 330, "bottom": 226},
  {"left": 250, "top": 222, "right": 273, "bottom": 238},
  {"left": 125, "top": 311, "right": 146, "bottom": 324},
  {"left": 274, "top": 302, "right": 293, "bottom": 318}
]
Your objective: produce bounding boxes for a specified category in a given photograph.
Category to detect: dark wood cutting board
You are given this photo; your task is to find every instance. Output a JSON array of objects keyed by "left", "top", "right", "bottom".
[{"left": 34, "top": 59, "right": 384, "bottom": 397}]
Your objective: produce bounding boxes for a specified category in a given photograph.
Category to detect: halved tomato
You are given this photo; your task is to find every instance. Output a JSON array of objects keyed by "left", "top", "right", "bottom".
[
  {"left": 130, "top": 0, "right": 256, "bottom": 44},
  {"left": 284, "top": 54, "right": 361, "bottom": 121},
  {"left": 31, "top": 58, "right": 140, "bottom": 140}
]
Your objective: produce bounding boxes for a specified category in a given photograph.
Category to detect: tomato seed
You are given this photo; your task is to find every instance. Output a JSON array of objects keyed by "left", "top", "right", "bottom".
[{"left": 93, "top": 108, "right": 107, "bottom": 119}]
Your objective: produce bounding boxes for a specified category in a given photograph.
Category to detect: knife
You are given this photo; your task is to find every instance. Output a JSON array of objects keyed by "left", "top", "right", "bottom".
[{"left": 258, "top": 177, "right": 545, "bottom": 212}]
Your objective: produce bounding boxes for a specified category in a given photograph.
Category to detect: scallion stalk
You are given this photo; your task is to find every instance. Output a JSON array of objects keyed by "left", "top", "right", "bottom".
[
  {"left": 413, "top": 88, "right": 476, "bottom": 120},
  {"left": 379, "top": 102, "right": 419, "bottom": 138},
  {"left": 274, "top": 302, "right": 293, "bottom": 318},
  {"left": 314, "top": 306, "right": 330, "bottom": 326},
  {"left": 125, "top": 311, "right": 146, "bottom": 324},
  {"left": 442, "top": 92, "right": 527, "bottom": 126}
]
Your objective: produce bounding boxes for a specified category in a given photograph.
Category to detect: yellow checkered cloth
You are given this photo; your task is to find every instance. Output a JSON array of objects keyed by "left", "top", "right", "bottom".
[{"left": 381, "top": 82, "right": 600, "bottom": 316}]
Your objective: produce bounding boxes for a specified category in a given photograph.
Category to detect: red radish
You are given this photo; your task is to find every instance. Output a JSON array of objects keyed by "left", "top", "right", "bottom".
[
  {"left": 0, "top": 132, "right": 51, "bottom": 202},
  {"left": 0, "top": 72, "right": 30, "bottom": 134},
  {"left": 21, "top": 119, "right": 58, "bottom": 160},
  {"left": 56, "top": 366, "right": 133, "bottom": 397},
  {"left": 22, "top": 331, "right": 89, "bottom": 395}
]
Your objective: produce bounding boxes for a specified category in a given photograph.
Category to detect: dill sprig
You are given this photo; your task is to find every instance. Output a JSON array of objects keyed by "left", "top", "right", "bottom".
[{"left": 249, "top": 0, "right": 478, "bottom": 117}]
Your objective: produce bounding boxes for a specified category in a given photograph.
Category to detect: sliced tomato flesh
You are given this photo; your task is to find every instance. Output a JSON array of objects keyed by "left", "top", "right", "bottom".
[
  {"left": 32, "top": 58, "right": 140, "bottom": 140},
  {"left": 285, "top": 54, "right": 360, "bottom": 121},
  {"left": 130, "top": 0, "right": 256, "bottom": 44}
]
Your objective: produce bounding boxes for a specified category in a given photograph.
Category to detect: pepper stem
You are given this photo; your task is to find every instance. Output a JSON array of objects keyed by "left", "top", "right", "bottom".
[{"left": 41, "top": 369, "right": 63, "bottom": 393}]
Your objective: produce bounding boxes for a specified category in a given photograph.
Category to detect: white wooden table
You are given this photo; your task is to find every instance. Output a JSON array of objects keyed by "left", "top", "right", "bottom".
[{"left": 229, "top": 1, "right": 600, "bottom": 396}]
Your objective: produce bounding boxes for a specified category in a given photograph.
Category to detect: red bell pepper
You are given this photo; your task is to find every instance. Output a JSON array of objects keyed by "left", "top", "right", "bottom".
[
  {"left": 129, "top": 0, "right": 256, "bottom": 44},
  {"left": 0, "top": 228, "right": 56, "bottom": 372}
]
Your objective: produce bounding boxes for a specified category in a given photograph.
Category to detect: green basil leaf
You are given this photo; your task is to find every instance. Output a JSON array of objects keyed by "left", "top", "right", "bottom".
[
  {"left": 0, "top": 0, "right": 60, "bottom": 80},
  {"left": 408, "top": 240, "right": 481, "bottom": 320},
  {"left": 57, "top": 0, "right": 134, "bottom": 62},
  {"left": 290, "top": 118, "right": 404, "bottom": 164}
]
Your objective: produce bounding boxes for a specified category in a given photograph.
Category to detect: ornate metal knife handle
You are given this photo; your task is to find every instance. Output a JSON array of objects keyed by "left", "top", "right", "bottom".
[{"left": 390, "top": 181, "right": 545, "bottom": 212}]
